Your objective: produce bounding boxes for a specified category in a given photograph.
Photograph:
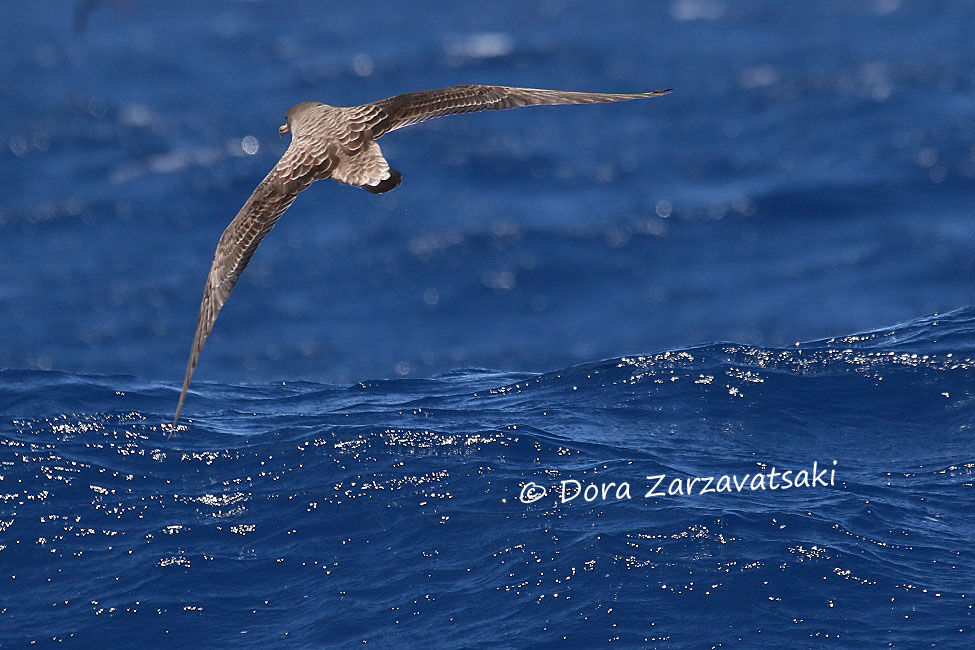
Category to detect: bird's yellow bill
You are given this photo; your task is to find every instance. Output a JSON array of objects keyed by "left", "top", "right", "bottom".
[{"left": 279, "top": 124, "right": 289, "bottom": 136}]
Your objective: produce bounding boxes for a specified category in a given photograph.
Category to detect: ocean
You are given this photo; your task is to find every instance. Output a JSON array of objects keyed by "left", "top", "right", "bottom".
[{"left": 1, "top": 0, "right": 974, "bottom": 646}]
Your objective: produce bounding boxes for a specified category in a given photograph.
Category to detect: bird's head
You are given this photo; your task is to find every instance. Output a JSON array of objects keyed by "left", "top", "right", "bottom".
[{"left": 280, "top": 102, "right": 328, "bottom": 138}]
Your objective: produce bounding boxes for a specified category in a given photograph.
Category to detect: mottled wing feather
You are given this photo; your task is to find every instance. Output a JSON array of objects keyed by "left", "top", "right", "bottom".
[
  {"left": 173, "top": 146, "right": 335, "bottom": 425},
  {"left": 361, "top": 85, "right": 672, "bottom": 137}
]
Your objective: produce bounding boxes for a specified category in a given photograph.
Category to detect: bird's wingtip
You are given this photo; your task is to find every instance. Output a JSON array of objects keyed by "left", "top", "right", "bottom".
[
  {"left": 172, "top": 400, "right": 184, "bottom": 428},
  {"left": 172, "top": 386, "right": 188, "bottom": 430},
  {"left": 168, "top": 408, "right": 187, "bottom": 438}
]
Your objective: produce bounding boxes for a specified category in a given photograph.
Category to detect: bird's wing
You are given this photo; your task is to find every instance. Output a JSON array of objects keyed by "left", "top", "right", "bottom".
[
  {"left": 173, "top": 144, "right": 337, "bottom": 425},
  {"left": 354, "top": 85, "right": 671, "bottom": 138}
]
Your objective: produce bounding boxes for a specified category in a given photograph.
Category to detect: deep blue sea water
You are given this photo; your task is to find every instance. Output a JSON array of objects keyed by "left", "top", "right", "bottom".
[{"left": 2, "top": 0, "right": 974, "bottom": 646}]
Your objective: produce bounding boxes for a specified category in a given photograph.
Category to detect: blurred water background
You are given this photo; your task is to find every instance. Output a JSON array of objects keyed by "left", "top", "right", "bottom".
[{"left": 1, "top": 0, "right": 973, "bottom": 646}]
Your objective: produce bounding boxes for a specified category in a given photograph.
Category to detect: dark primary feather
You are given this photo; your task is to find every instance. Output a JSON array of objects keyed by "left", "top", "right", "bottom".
[
  {"left": 366, "top": 85, "right": 672, "bottom": 137},
  {"left": 174, "top": 84, "right": 670, "bottom": 425},
  {"left": 173, "top": 151, "right": 328, "bottom": 425}
]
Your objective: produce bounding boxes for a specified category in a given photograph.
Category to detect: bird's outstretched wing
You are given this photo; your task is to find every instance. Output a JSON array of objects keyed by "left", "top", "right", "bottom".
[
  {"left": 173, "top": 146, "right": 335, "bottom": 425},
  {"left": 358, "top": 85, "right": 672, "bottom": 138}
]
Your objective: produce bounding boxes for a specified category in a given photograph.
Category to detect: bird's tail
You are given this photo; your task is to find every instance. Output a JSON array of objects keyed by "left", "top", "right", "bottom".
[{"left": 363, "top": 168, "right": 402, "bottom": 194}]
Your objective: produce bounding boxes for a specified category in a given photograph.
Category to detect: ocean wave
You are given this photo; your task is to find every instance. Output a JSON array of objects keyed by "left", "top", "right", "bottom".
[{"left": 1, "top": 308, "right": 972, "bottom": 645}]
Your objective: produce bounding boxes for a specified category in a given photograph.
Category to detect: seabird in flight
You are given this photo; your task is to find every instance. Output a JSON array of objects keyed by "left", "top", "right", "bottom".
[{"left": 173, "top": 84, "right": 671, "bottom": 425}]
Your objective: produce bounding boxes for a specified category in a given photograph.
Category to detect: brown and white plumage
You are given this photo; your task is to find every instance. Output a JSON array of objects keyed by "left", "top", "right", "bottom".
[{"left": 173, "top": 84, "right": 671, "bottom": 425}]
